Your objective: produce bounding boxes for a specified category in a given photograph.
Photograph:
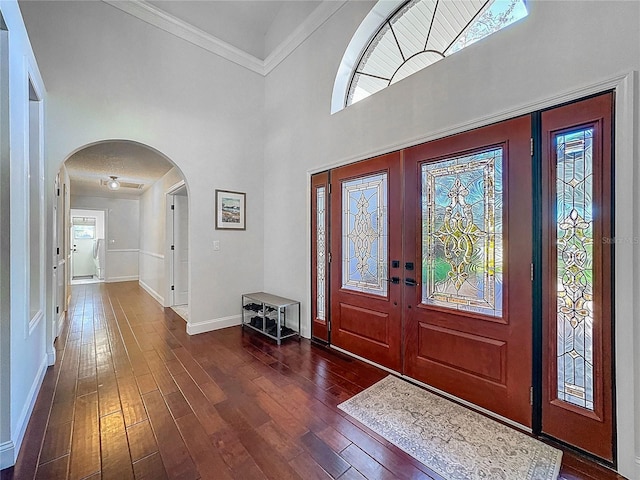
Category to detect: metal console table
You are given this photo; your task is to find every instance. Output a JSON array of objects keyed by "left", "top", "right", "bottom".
[{"left": 241, "top": 292, "right": 300, "bottom": 345}]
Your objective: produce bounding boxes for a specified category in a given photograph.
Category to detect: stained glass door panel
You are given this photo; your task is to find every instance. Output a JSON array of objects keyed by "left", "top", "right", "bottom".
[
  {"left": 541, "top": 93, "right": 614, "bottom": 461},
  {"left": 422, "top": 148, "right": 503, "bottom": 317},
  {"left": 403, "top": 115, "right": 534, "bottom": 427},
  {"left": 329, "top": 153, "right": 403, "bottom": 371},
  {"left": 342, "top": 173, "right": 388, "bottom": 296}
]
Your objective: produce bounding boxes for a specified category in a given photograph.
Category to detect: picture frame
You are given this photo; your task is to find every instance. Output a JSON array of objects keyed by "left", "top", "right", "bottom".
[{"left": 215, "top": 189, "right": 246, "bottom": 230}]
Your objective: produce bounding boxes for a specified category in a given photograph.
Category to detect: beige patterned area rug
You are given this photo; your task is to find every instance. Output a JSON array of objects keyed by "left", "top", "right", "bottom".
[{"left": 338, "top": 375, "right": 562, "bottom": 480}]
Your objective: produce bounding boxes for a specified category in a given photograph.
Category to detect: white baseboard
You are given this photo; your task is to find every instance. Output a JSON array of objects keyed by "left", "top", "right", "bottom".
[
  {"left": 10, "top": 354, "right": 48, "bottom": 467},
  {"left": 138, "top": 280, "right": 164, "bottom": 305},
  {"left": 186, "top": 314, "right": 242, "bottom": 335},
  {"left": 0, "top": 440, "right": 15, "bottom": 470},
  {"left": 106, "top": 275, "right": 139, "bottom": 283}
]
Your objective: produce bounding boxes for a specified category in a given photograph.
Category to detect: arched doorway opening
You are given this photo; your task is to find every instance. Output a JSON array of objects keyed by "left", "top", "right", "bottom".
[{"left": 53, "top": 140, "right": 189, "bottom": 336}]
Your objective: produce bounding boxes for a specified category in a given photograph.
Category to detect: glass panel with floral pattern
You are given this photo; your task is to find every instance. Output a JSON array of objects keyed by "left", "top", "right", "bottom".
[
  {"left": 316, "top": 186, "right": 327, "bottom": 320},
  {"left": 555, "top": 127, "right": 595, "bottom": 411},
  {"left": 342, "top": 173, "right": 388, "bottom": 296},
  {"left": 421, "top": 148, "right": 503, "bottom": 317}
]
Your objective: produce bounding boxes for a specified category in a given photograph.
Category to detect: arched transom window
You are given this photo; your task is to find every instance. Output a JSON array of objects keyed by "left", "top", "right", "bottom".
[{"left": 342, "top": 0, "right": 528, "bottom": 108}]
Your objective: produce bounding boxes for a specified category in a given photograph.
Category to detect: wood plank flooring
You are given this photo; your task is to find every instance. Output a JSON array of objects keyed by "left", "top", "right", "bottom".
[{"left": 1, "top": 282, "right": 625, "bottom": 479}]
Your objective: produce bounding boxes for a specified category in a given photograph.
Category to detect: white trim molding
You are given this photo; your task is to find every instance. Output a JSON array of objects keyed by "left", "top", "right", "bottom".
[
  {"left": 103, "top": 0, "right": 346, "bottom": 77},
  {"left": 139, "top": 279, "right": 164, "bottom": 306},
  {"left": 139, "top": 250, "right": 164, "bottom": 260},
  {"left": 186, "top": 314, "right": 241, "bottom": 335},
  {"left": 263, "top": 1, "right": 347, "bottom": 75},
  {"left": 12, "top": 354, "right": 48, "bottom": 466},
  {"left": 106, "top": 275, "right": 139, "bottom": 283},
  {"left": 104, "top": 0, "right": 263, "bottom": 74},
  {"left": 0, "top": 441, "right": 15, "bottom": 470}
]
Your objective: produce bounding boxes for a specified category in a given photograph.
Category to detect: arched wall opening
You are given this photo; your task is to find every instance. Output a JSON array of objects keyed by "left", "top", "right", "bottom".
[{"left": 52, "top": 139, "right": 190, "bottom": 343}]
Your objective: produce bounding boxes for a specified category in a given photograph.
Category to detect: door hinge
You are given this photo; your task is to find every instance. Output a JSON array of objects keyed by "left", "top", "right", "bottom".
[
  {"left": 328, "top": 252, "right": 332, "bottom": 263},
  {"left": 530, "top": 138, "right": 534, "bottom": 156},
  {"left": 328, "top": 183, "right": 332, "bottom": 194},
  {"left": 530, "top": 263, "right": 534, "bottom": 281},
  {"left": 56, "top": 247, "right": 60, "bottom": 255},
  {"left": 530, "top": 386, "right": 534, "bottom": 405},
  {"left": 171, "top": 285, "right": 175, "bottom": 291},
  {"left": 171, "top": 204, "right": 175, "bottom": 210},
  {"left": 171, "top": 245, "right": 175, "bottom": 250},
  {"left": 57, "top": 188, "right": 60, "bottom": 196},
  {"left": 56, "top": 306, "right": 59, "bottom": 314}
]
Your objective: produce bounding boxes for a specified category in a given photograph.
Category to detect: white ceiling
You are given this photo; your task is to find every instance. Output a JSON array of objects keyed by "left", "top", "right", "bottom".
[
  {"left": 146, "top": 0, "right": 322, "bottom": 60},
  {"left": 27, "top": 0, "right": 339, "bottom": 197},
  {"left": 65, "top": 141, "right": 175, "bottom": 198}
]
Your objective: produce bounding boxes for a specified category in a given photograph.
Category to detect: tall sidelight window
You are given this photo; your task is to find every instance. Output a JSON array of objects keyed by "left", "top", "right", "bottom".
[
  {"left": 28, "top": 79, "right": 43, "bottom": 327},
  {"left": 316, "top": 186, "right": 327, "bottom": 321},
  {"left": 541, "top": 92, "right": 614, "bottom": 461},
  {"left": 554, "top": 127, "right": 595, "bottom": 410},
  {"left": 311, "top": 172, "right": 330, "bottom": 343}
]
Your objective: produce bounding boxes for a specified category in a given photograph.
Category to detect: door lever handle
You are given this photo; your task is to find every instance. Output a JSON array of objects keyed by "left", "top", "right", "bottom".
[{"left": 405, "top": 278, "right": 417, "bottom": 286}]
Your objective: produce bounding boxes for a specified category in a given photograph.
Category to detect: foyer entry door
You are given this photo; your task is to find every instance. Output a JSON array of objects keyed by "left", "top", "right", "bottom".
[
  {"left": 329, "top": 152, "right": 403, "bottom": 371},
  {"left": 402, "top": 116, "right": 534, "bottom": 427},
  {"left": 540, "top": 93, "right": 614, "bottom": 461}
]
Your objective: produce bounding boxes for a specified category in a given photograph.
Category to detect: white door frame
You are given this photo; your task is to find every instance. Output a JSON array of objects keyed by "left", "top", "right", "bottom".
[{"left": 164, "top": 180, "right": 188, "bottom": 308}]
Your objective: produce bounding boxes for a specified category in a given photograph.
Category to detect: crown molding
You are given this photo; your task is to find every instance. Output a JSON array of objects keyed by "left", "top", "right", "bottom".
[
  {"left": 103, "top": 0, "right": 347, "bottom": 76},
  {"left": 103, "top": 0, "right": 264, "bottom": 74},
  {"left": 263, "top": 1, "right": 347, "bottom": 75}
]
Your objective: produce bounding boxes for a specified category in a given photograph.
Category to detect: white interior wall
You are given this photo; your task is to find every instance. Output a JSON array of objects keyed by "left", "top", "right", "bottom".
[
  {"left": 138, "top": 167, "right": 184, "bottom": 304},
  {"left": 19, "top": 0, "right": 265, "bottom": 335},
  {"left": 0, "top": 7, "right": 11, "bottom": 467},
  {"left": 5, "top": 0, "right": 638, "bottom": 476},
  {"left": 262, "top": 1, "right": 640, "bottom": 477},
  {"left": 0, "top": 1, "right": 48, "bottom": 469},
  {"left": 70, "top": 195, "right": 140, "bottom": 282}
]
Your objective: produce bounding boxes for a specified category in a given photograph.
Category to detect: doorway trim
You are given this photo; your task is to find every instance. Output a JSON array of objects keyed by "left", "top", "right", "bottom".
[
  {"left": 307, "top": 71, "right": 638, "bottom": 478},
  {"left": 165, "top": 180, "right": 188, "bottom": 310}
]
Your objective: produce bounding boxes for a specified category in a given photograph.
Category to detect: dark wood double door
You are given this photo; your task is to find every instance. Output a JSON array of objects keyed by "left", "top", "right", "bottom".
[
  {"left": 312, "top": 94, "right": 614, "bottom": 462},
  {"left": 326, "top": 116, "right": 533, "bottom": 427}
]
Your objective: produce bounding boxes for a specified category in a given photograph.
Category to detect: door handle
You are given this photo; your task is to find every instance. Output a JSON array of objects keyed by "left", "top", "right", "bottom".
[
  {"left": 384, "top": 277, "right": 400, "bottom": 284},
  {"left": 405, "top": 278, "right": 417, "bottom": 286}
]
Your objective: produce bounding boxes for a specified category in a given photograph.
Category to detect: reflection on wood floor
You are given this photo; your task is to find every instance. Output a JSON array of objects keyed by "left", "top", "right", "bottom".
[{"left": 0, "top": 282, "right": 623, "bottom": 479}]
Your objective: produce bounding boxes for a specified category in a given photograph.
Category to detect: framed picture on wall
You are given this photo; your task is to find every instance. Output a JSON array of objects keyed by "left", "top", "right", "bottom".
[{"left": 215, "top": 189, "right": 246, "bottom": 230}]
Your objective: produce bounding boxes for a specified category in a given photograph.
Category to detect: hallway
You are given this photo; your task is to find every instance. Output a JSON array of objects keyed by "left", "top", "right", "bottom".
[{"left": 1, "top": 283, "right": 621, "bottom": 479}]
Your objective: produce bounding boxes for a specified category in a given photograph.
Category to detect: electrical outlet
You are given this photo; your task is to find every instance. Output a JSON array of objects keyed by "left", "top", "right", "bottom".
[{"left": 213, "top": 240, "right": 220, "bottom": 251}]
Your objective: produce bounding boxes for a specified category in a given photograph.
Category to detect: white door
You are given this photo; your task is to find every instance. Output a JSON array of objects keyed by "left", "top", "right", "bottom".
[
  {"left": 72, "top": 217, "right": 97, "bottom": 278},
  {"left": 52, "top": 176, "right": 66, "bottom": 337},
  {"left": 173, "top": 194, "right": 189, "bottom": 305}
]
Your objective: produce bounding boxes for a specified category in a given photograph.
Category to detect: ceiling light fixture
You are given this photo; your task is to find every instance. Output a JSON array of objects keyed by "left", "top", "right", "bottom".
[{"left": 107, "top": 176, "right": 120, "bottom": 191}]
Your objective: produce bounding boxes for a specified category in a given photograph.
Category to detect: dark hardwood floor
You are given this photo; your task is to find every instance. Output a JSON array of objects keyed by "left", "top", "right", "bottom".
[{"left": 0, "top": 282, "right": 625, "bottom": 479}]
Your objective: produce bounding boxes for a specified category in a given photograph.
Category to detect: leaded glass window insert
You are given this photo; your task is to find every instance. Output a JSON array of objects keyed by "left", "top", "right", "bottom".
[
  {"left": 316, "top": 186, "right": 327, "bottom": 321},
  {"left": 342, "top": 173, "right": 388, "bottom": 296},
  {"left": 421, "top": 148, "right": 503, "bottom": 316},
  {"left": 346, "top": 0, "right": 528, "bottom": 106},
  {"left": 555, "top": 127, "right": 595, "bottom": 411}
]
